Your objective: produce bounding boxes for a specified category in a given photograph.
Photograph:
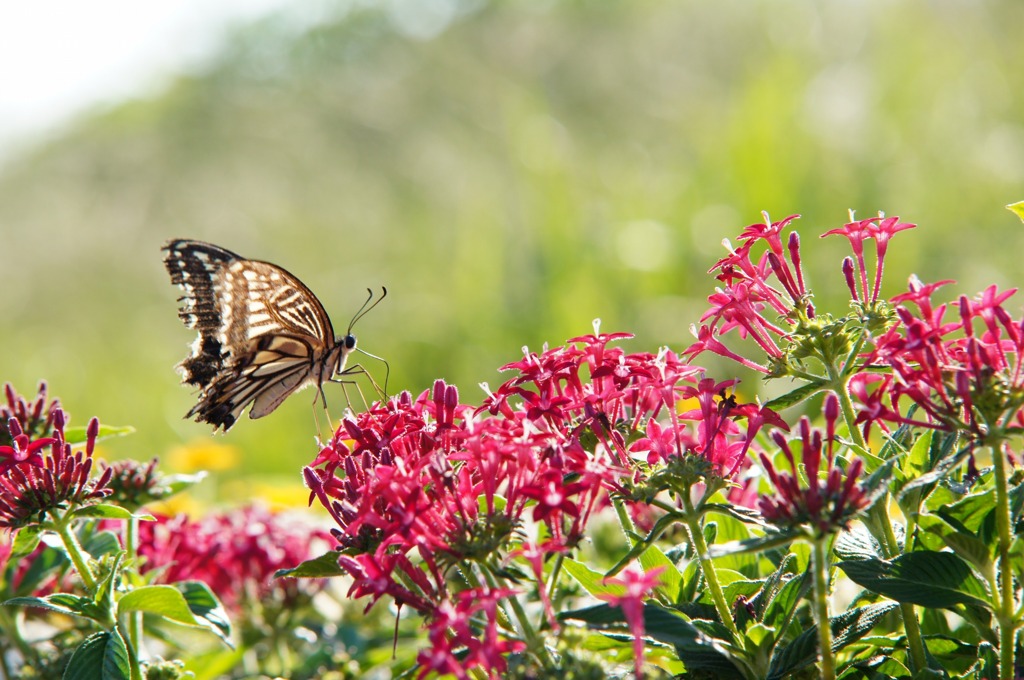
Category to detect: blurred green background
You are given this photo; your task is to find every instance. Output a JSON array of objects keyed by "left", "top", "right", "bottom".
[{"left": 2, "top": 0, "right": 1024, "bottom": 481}]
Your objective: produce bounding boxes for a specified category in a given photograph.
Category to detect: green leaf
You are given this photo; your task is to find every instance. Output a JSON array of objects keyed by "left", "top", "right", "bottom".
[
  {"left": 917, "top": 514, "right": 994, "bottom": 576},
  {"left": 606, "top": 510, "right": 685, "bottom": 576},
  {"left": 901, "top": 429, "right": 933, "bottom": 479},
  {"left": 708, "top": 529, "right": 802, "bottom": 559},
  {"left": 838, "top": 552, "right": 992, "bottom": 610},
  {"left": 83, "top": 530, "right": 123, "bottom": 560},
  {"left": 63, "top": 629, "right": 131, "bottom": 680},
  {"left": 563, "top": 559, "right": 622, "bottom": 598},
  {"left": 63, "top": 424, "right": 134, "bottom": 446},
  {"left": 834, "top": 527, "right": 881, "bottom": 561},
  {"left": 899, "top": 441, "right": 971, "bottom": 505},
  {"left": 560, "top": 602, "right": 699, "bottom": 646},
  {"left": 559, "top": 602, "right": 745, "bottom": 677},
  {"left": 858, "top": 456, "right": 900, "bottom": 510},
  {"left": 11, "top": 545, "right": 67, "bottom": 598},
  {"left": 161, "top": 472, "right": 208, "bottom": 496},
  {"left": 118, "top": 585, "right": 203, "bottom": 626},
  {"left": 703, "top": 502, "right": 768, "bottom": 527},
  {"left": 93, "top": 552, "right": 124, "bottom": 617},
  {"left": 274, "top": 550, "right": 345, "bottom": 579},
  {"left": 768, "top": 602, "right": 897, "bottom": 679},
  {"left": 71, "top": 504, "right": 150, "bottom": 521},
  {"left": 4, "top": 593, "right": 95, "bottom": 618},
  {"left": 764, "top": 380, "right": 828, "bottom": 411},
  {"left": 1007, "top": 201, "right": 1024, "bottom": 223},
  {"left": 10, "top": 526, "right": 42, "bottom": 560},
  {"left": 636, "top": 545, "right": 683, "bottom": 603},
  {"left": 761, "top": 572, "right": 809, "bottom": 633},
  {"left": 938, "top": 488, "right": 997, "bottom": 538},
  {"left": 178, "top": 581, "right": 231, "bottom": 642}
]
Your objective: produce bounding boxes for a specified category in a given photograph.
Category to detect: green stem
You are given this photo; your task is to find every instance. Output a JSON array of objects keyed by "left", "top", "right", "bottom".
[
  {"left": 50, "top": 512, "right": 97, "bottom": 593},
  {"left": 832, "top": 375, "right": 869, "bottom": 452},
  {"left": 835, "top": 377, "right": 929, "bottom": 672},
  {"left": 681, "top": 493, "right": 739, "bottom": 638},
  {"left": 612, "top": 495, "right": 637, "bottom": 539},
  {"left": 992, "top": 444, "right": 1018, "bottom": 680},
  {"left": 546, "top": 552, "right": 566, "bottom": 605},
  {"left": 477, "top": 564, "right": 552, "bottom": 667},
  {"left": 122, "top": 630, "right": 143, "bottom": 680},
  {"left": 125, "top": 516, "right": 142, "bottom": 655},
  {"left": 811, "top": 536, "right": 836, "bottom": 680}
]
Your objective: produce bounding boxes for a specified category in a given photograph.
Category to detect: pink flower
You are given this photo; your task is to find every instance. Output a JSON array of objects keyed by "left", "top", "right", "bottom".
[
  {"left": 0, "top": 411, "right": 112, "bottom": 530},
  {"left": 758, "top": 396, "right": 868, "bottom": 535},
  {"left": 302, "top": 330, "right": 775, "bottom": 676},
  {"left": 822, "top": 215, "right": 915, "bottom": 306},
  {"left": 598, "top": 565, "right": 666, "bottom": 680},
  {"left": 135, "top": 505, "right": 331, "bottom": 612},
  {"left": 863, "top": 277, "right": 1024, "bottom": 440},
  {"left": 0, "top": 381, "right": 62, "bottom": 447}
]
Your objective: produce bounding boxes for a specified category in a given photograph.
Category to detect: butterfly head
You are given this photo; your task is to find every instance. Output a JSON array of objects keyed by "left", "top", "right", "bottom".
[{"left": 330, "top": 334, "right": 358, "bottom": 376}]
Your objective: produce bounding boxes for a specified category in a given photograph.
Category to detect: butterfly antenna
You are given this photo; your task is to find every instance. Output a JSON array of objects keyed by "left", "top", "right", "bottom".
[{"left": 347, "top": 286, "right": 388, "bottom": 335}]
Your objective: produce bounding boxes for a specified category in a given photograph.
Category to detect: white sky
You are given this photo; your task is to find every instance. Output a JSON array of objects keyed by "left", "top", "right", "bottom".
[{"left": 0, "top": 0, "right": 301, "bottom": 158}]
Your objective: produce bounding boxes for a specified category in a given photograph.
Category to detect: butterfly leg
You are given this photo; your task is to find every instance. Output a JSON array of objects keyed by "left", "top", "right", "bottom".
[{"left": 310, "top": 388, "right": 329, "bottom": 443}]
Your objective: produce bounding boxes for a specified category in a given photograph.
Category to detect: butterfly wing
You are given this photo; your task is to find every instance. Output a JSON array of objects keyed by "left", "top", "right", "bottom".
[{"left": 163, "top": 239, "right": 337, "bottom": 430}]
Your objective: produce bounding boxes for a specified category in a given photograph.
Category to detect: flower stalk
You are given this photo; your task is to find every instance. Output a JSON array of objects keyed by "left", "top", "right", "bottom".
[
  {"left": 992, "top": 444, "right": 1017, "bottom": 680},
  {"left": 681, "top": 492, "right": 739, "bottom": 638},
  {"left": 811, "top": 535, "right": 835, "bottom": 680}
]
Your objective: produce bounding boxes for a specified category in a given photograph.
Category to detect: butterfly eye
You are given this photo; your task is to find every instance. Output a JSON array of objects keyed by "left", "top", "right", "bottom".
[{"left": 344, "top": 335, "right": 357, "bottom": 351}]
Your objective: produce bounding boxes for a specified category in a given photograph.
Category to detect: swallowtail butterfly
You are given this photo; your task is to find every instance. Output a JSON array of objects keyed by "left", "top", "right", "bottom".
[{"left": 162, "top": 239, "right": 383, "bottom": 431}]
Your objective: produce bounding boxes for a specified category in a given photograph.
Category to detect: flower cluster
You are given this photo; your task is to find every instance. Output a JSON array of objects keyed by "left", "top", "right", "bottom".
[
  {"left": 685, "top": 213, "right": 913, "bottom": 379},
  {"left": 0, "top": 381, "right": 62, "bottom": 447},
  {"left": 859, "top": 278, "right": 1024, "bottom": 442},
  {"left": 0, "top": 408, "right": 112, "bottom": 530},
  {"left": 101, "top": 457, "right": 171, "bottom": 511},
  {"left": 305, "top": 330, "right": 778, "bottom": 674},
  {"left": 416, "top": 586, "right": 525, "bottom": 679},
  {"left": 135, "top": 505, "right": 332, "bottom": 612},
  {"left": 758, "top": 395, "right": 868, "bottom": 536}
]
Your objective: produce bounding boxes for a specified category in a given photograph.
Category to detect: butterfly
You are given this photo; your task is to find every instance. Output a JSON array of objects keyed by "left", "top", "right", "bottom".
[{"left": 162, "top": 239, "right": 384, "bottom": 431}]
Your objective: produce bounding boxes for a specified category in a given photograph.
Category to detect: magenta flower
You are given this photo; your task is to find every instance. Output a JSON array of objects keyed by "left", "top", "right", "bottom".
[
  {"left": 135, "top": 505, "right": 331, "bottom": 612},
  {"left": 758, "top": 396, "right": 868, "bottom": 536},
  {"left": 598, "top": 565, "right": 666, "bottom": 680},
  {"left": 514, "top": 540, "right": 567, "bottom": 629},
  {"left": 0, "top": 410, "right": 112, "bottom": 530},
  {"left": 301, "top": 329, "right": 785, "bottom": 676},
  {"left": 863, "top": 277, "right": 1024, "bottom": 440},
  {"left": 822, "top": 214, "right": 916, "bottom": 307},
  {"left": 0, "top": 381, "right": 62, "bottom": 447},
  {"left": 685, "top": 213, "right": 917, "bottom": 384},
  {"left": 415, "top": 587, "right": 526, "bottom": 680},
  {"left": 100, "top": 458, "right": 169, "bottom": 511}
]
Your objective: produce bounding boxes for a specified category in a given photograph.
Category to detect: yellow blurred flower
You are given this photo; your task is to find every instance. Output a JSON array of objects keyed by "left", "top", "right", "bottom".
[
  {"left": 148, "top": 492, "right": 204, "bottom": 518},
  {"left": 221, "top": 478, "right": 312, "bottom": 511},
  {"left": 166, "top": 439, "right": 241, "bottom": 473}
]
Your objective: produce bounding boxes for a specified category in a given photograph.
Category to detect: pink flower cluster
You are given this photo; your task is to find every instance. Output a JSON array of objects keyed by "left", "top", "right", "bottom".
[
  {"left": 758, "top": 395, "right": 868, "bottom": 535},
  {"left": 136, "top": 505, "right": 332, "bottom": 612},
  {"left": 0, "top": 407, "right": 111, "bottom": 530},
  {"left": 0, "top": 381, "right": 62, "bottom": 446},
  {"left": 860, "top": 278, "right": 1024, "bottom": 441},
  {"left": 304, "top": 330, "right": 780, "bottom": 675}
]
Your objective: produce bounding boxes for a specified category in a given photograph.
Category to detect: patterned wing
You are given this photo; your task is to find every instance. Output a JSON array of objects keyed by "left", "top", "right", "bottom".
[{"left": 162, "top": 239, "right": 337, "bottom": 430}]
